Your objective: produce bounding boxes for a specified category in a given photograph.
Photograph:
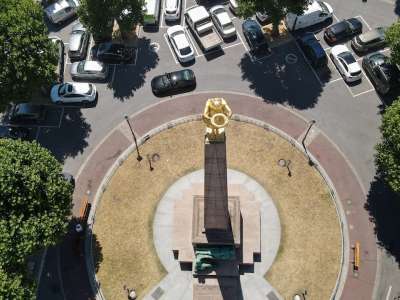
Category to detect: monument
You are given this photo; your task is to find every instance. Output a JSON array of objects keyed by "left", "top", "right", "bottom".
[{"left": 172, "top": 98, "right": 261, "bottom": 299}]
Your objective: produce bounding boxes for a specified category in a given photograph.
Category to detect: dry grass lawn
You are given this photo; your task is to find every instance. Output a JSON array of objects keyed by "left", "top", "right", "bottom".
[{"left": 93, "top": 121, "right": 341, "bottom": 300}]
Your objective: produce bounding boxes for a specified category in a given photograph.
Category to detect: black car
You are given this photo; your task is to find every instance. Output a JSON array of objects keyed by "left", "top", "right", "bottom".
[
  {"left": 9, "top": 103, "right": 46, "bottom": 123},
  {"left": 242, "top": 19, "right": 269, "bottom": 53},
  {"left": 362, "top": 52, "right": 400, "bottom": 95},
  {"left": 92, "top": 43, "right": 135, "bottom": 64},
  {"left": 324, "top": 18, "right": 362, "bottom": 44},
  {"left": 151, "top": 69, "right": 196, "bottom": 96},
  {"left": 0, "top": 126, "right": 30, "bottom": 140},
  {"left": 255, "top": 12, "right": 271, "bottom": 25},
  {"left": 297, "top": 32, "right": 327, "bottom": 68}
]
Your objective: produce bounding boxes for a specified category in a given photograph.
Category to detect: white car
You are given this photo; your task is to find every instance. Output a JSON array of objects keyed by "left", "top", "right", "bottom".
[
  {"left": 164, "top": 0, "right": 181, "bottom": 21},
  {"left": 330, "top": 45, "right": 362, "bottom": 83},
  {"left": 210, "top": 5, "right": 236, "bottom": 39},
  {"left": 167, "top": 25, "right": 195, "bottom": 63},
  {"left": 229, "top": 0, "right": 238, "bottom": 14},
  {"left": 51, "top": 82, "right": 97, "bottom": 105}
]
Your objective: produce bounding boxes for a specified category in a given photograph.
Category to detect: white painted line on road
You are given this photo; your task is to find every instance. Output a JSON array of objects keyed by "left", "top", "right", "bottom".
[
  {"left": 294, "top": 40, "right": 323, "bottom": 86},
  {"left": 58, "top": 107, "right": 64, "bottom": 128},
  {"left": 111, "top": 65, "right": 117, "bottom": 84},
  {"left": 181, "top": 0, "right": 187, "bottom": 26},
  {"left": 56, "top": 247, "right": 67, "bottom": 300},
  {"left": 386, "top": 285, "right": 392, "bottom": 300},
  {"left": 333, "top": 13, "right": 340, "bottom": 22},
  {"left": 324, "top": 47, "right": 331, "bottom": 51},
  {"left": 237, "top": 31, "right": 249, "bottom": 52},
  {"left": 163, "top": 33, "right": 179, "bottom": 64},
  {"left": 361, "top": 67, "right": 375, "bottom": 90},
  {"left": 87, "top": 36, "right": 94, "bottom": 61},
  {"left": 186, "top": 30, "right": 200, "bottom": 57},
  {"left": 222, "top": 42, "right": 243, "bottom": 51},
  {"left": 327, "top": 77, "right": 343, "bottom": 84},
  {"left": 137, "top": 25, "right": 142, "bottom": 38},
  {"left": 355, "top": 15, "right": 372, "bottom": 31},
  {"left": 327, "top": 53, "right": 355, "bottom": 96},
  {"left": 160, "top": 0, "right": 165, "bottom": 27},
  {"left": 380, "top": 0, "right": 395, "bottom": 4},
  {"left": 353, "top": 88, "right": 375, "bottom": 98}
]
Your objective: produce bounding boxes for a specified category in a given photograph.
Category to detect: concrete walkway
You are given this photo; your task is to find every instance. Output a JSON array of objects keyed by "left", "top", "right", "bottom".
[
  {"left": 148, "top": 169, "right": 282, "bottom": 300},
  {"left": 69, "top": 91, "right": 377, "bottom": 300}
]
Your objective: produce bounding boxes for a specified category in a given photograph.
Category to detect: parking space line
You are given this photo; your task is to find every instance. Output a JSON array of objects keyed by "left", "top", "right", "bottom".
[
  {"left": 324, "top": 47, "right": 331, "bottom": 51},
  {"left": 163, "top": 33, "right": 179, "bottom": 64},
  {"left": 328, "top": 77, "right": 343, "bottom": 84},
  {"left": 111, "top": 65, "right": 117, "bottom": 84},
  {"left": 294, "top": 41, "right": 323, "bottom": 86},
  {"left": 355, "top": 15, "right": 372, "bottom": 31},
  {"left": 35, "top": 127, "right": 41, "bottom": 141},
  {"left": 160, "top": 0, "right": 165, "bottom": 27},
  {"left": 222, "top": 42, "right": 243, "bottom": 51},
  {"left": 181, "top": 0, "right": 187, "bottom": 26},
  {"left": 361, "top": 68, "right": 375, "bottom": 90},
  {"left": 185, "top": 30, "right": 200, "bottom": 57},
  {"left": 353, "top": 88, "right": 375, "bottom": 97},
  {"left": 237, "top": 31, "right": 249, "bottom": 52},
  {"left": 58, "top": 107, "right": 64, "bottom": 128},
  {"left": 333, "top": 13, "right": 340, "bottom": 22},
  {"left": 326, "top": 53, "right": 355, "bottom": 96},
  {"left": 87, "top": 37, "right": 94, "bottom": 61}
]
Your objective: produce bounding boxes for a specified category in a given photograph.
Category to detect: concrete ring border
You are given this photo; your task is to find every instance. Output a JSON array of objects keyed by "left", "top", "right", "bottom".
[{"left": 85, "top": 114, "right": 349, "bottom": 300}]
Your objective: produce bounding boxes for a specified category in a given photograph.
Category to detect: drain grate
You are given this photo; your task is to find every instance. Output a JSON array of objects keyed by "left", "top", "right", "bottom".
[
  {"left": 266, "top": 291, "right": 280, "bottom": 300},
  {"left": 152, "top": 287, "right": 164, "bottom": 300}
]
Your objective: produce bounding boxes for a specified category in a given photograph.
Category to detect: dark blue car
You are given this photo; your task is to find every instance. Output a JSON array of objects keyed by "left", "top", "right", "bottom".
[
  {"left": 297, "top": 32, "right": 327, "bottom": 68},
  {"left": 242, "top": 19, "right": 269, "bottom": 53}
]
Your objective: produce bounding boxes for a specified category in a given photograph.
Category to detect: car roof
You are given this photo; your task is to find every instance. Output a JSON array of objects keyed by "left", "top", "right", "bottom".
[
  {"left": 329, "top": 21, "right": 348, "bottom": 33},
  {"left": 173, "top": 31, "right": 190, "bottom": 48},
  {"left": 69, "top": 32, "right": 84, "bottom": 50},
  {"left": 83, "top": 61, "right": 103, "bottom": 72},
  {"left": 216, "top": 10, "right": 231, "bottom": 26},
  {"left": 186, "top": 6, "right": 209, "bottom": 23},
  {"left": 347, "top": 18, "right": 362, "bottom": 29},
  {"left": 243, "top": 19, "right": 259, "bottom": 30},
  {"left": 358, "top": 27, "right": 385, "bottom": 43}
]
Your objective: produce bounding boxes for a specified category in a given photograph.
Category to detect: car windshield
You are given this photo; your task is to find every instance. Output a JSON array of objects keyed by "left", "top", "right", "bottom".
[
  {"left": 317, "top": 1, "right": 329, "bottom": 13},
  {"left": 77, "top": 62, "right": 85, "bottom": 73},
  {"left": 66, "top": 0, "right": 77, "bottom": 8},
  {"left": 338, "top": 52, "right": 356, "bottom": 64},
  {"left": 180, "top": 46, "right": 192, "bottom": 56},
  {"left": 223, "top": 23, "right": 234, "bottom": 30},
  {"left": 59, "top": 84, "right": 72, "bottom": 95}
]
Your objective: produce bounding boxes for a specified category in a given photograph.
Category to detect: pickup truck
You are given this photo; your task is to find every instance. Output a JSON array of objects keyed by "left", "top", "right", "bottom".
[{"left": 185, "top": 6, "right": 223, "bottom": 52}]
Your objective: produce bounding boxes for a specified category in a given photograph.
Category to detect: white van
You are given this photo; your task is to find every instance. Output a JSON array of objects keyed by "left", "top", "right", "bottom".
[
  {"left": 285, "top": 1, "right": 333, "bottom": 31},
  {"left": 143, "top": 0, "right": 161, "bottom": 26},
  {"left": 164, "top": 0, "right": 181, "bottom": 21}
]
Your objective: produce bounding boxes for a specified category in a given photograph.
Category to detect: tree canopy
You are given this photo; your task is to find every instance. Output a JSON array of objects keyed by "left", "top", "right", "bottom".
[
  {"left": 78, "top": 0, "right": 145, "bottom": 41},
  {"left": 237, "top": 0, "right": 309, "bottom": 35},
  {"left": 0, "top": 267, "right": 35, "bottom": 300},
  {"left": 375, "top": 98, "right": 400, "bottom": 193},
  {"left": 385, "top": 21, "right": 400, "bottom": 66},
  {"left": 0, "top": 0, "right": 57, "bottom": 111}
]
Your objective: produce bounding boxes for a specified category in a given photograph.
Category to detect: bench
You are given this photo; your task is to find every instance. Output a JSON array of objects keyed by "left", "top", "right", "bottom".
[
  {"left": 77, "top": 196, "right": 91, "bottom": 226},
  {"left": 353, "top": 242, "right": 360, "bottom": 270}
]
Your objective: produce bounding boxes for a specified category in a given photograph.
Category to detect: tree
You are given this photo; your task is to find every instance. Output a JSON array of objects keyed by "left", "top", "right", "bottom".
[
  {"left": 0, "top": 139, "right": 73, "bottom": 271},
  {"left": 237, "top": 0, "right": 309, "bottom": 36},
  {"left": 78, "top": 0, "right": 114, "bottom": 42},
  {"left": 78, "top": 0, "right": 145, "bottom": 41},
  {"left": 0, "top": 267, "right": 35, "bottom": 300},
  {"left": 385, "top": 21, "right": 400, "bottom": 66},
  {"left": 0, "top": 0, "right": 57, "bottom": 111},
  {"left": 375, "top": 98, "right": 400, "bottom": 193}
]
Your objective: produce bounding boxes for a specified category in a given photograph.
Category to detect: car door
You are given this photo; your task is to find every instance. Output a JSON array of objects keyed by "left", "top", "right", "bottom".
[{"left": 338, "top": 57, "right": 348, "bottom": 76}]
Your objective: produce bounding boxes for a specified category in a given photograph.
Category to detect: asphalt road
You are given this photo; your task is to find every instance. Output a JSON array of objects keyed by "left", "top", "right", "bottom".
[{"left": 34, "top": 0, "right": 400, "bottom": 299}]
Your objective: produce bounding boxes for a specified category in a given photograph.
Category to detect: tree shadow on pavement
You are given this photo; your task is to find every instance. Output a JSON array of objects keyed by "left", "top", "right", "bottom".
[
  {"left": 239, "top": 42, "right": 326, "bottom": 110},
  {"left": 91, "top": 233, "right": 103, "bottom": 273},
  {"left": 107, "top": 37, "right": 159, "bottom": 101},
  {"left": 38, "top": 108, "right": 91, "bottom": 162},
  {"left": 365, "top": 175, "right": 400, "bottom": 266}
]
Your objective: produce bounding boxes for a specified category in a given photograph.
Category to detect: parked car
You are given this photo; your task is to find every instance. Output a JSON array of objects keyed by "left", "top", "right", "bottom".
[
  {"left": 164, "top": 0, "right": 181, "bottom": 21},
  {"left": 330, "top": 44, "right": 362, "bottom": 82},
  {"left": 242, "top": 19, "right": 269, "bottom": 53},
  {"left": 49, "top": 36, "right": 65, "bottom": 82},
  {"left": 210, "top": 5, "right": 236, "bottom": 39},
  {"left": 351, "top": 27, "right": 386, "bottom": 53},
  {"left": 362, "top": 52, "right": 400, "bottom": 94},
  {"left": 229, "top": 0, "right": 238, "bottom": 14},
  {"left": 50, "top": 82, "right": 97, "bottom": 105},
  {"left": 151, "top": 69, "right": 196, "bottom": 95},
  {"left": 167, "top": 25, "right": 195, "bottom": 63},
  {"left": 285, "top": 1, "right": 333, "bottom": 31},
  {"left": 70, "top": 60, "right": 109, "bottom": 81},
  {"left": 324, "top": 18, "right": 362, "bottom": 44},
  {"left": 68, "top": 22, "right": 90, "bottom": 61},
  {"left": 256, "top": 12, "right": 271, "bottom": 25},
  {"left": 0, "top": 126, "right": 30, "bottom": 140},
  {"left": 92, "top": 43, "right": 135, "bottom": 64},
  {"left": 9, "top": 103, "right": 46, "bottom": 123},
  {"left": 45, "top": 0, "right": 80, "bottom": 25},
  {"left": 297, "top": 32, "right": 327, "bottom": 68}
]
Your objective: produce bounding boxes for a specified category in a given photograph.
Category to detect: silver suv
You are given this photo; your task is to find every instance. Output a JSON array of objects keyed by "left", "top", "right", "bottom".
[
  {"left": 68, "top": 23, "right": 90, "bottom": 61},
  {"left": 45, "top": 0, "right": 80, "bottom": 25}
]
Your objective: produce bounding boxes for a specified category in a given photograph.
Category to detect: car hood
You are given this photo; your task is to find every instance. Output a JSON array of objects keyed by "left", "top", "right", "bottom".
[
  {"left": 165, "top": 0, "right": 178, "bottom": 11},
  {"left": 72, "top": 82, "right": 92, "bottom": 93},
  {"left": 330, "top": 45, "right": 348, "bottom": 56},
  {"left": 348, "top": 62, "right": 361, "bottom": 73}
]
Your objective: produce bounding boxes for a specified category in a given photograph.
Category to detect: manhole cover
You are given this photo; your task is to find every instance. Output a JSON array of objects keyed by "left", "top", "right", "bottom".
[
  {"left": 285, "top": 53, "right": 298, "bottom": 64},
  {"left": 278, "top": 159, "right": 287, "bottom": 167},
  {"left": 151, "top": 287, "right": 164, "bottom": 300},
  {"left": 149, "top": 42, "right": 160, "bottom": 52}
]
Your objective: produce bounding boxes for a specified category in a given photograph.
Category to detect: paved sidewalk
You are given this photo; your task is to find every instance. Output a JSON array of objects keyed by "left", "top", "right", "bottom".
[{"left": 69, "top": 91, "right": 376, "bottom": 300}]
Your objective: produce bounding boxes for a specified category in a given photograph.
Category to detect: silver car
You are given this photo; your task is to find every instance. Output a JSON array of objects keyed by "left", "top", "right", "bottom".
[
  {"left": 70, "top": 60, "right": 109, "bottom": 81},
  {"left": 68, "top": 22, "right": 90, "bottom": 61},
  {"left": 45, "top": 0, "right": 80, "bottom": 25}
]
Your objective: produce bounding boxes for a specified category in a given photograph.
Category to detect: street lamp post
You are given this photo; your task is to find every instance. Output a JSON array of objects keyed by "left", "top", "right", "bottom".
[
  {"left": 124, "top": 115, "right": 142, "bottom": 161},
  {"left": 302, "top": 120, "right": 316, "bottom": 166}
]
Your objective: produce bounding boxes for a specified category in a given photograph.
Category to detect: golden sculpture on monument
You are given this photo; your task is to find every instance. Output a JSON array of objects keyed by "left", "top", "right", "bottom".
[{"left": 202, "top": 98, "right": 232, "bottom": 142}]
